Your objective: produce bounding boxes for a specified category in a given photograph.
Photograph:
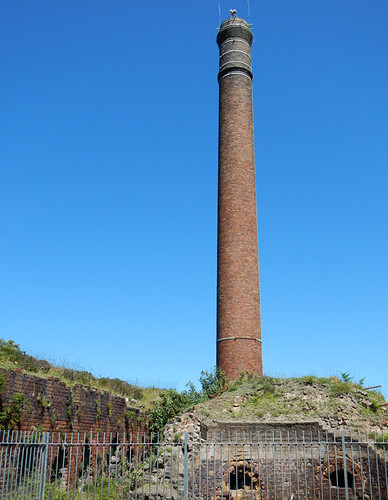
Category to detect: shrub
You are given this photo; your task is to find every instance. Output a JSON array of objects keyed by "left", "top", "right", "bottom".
[
  {"left": 0, "top": 393, "right": 30, "bottom": 430},
  {"left": 148, "top": 367, "right": 226, "bottom": 438}
]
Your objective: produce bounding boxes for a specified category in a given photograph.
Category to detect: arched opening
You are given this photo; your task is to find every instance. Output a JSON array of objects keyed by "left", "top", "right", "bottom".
[
  {"left": 78, "top": 438, "right": 91, "bottom": 476},
  {"left": 51, "top": 446, "right": 68, "bottom": 479},
  {"left": 330, "top": 469, "right": 354, "bottom": 488},
  {"left": 230, "top": 468, "right": 252, "bottom": 490},
  {"left": 224, "top": 459, "right": 261, "bottom": 495},
  {"left": 110, "top": 433, "right": 119, "bottom": 455}
]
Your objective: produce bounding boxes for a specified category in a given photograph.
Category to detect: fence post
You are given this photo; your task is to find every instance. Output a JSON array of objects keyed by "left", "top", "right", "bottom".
[
  {"left": 341, "top": 431, "right": 350, "bottom": 500},
  {"left": 184, "top": 432, "right": 189, "bottom": 500},
  {"left": 39, "top": 432, "right": 49, "bottom": 500}
]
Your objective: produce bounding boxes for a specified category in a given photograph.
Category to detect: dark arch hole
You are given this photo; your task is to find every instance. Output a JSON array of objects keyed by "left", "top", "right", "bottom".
[
  {"left": 51, "top": 446, "right": 68, "bottom": 478},
  {"left": 110, "top": 433, "right": 119, "bottom": 455},
  {"left": 79, "top": 440, "right": 91, "bottom": 475},
  {"left": 230, "top": 469, "right": 252, "bottom": 490},
  {"left": 330, "top": 469, "right": 353, "bottom": 488}
]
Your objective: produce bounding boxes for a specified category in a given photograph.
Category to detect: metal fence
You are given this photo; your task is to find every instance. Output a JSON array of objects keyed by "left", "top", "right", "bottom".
[{"left": 1, "top": 430, "right": 387, "bottom": 500}]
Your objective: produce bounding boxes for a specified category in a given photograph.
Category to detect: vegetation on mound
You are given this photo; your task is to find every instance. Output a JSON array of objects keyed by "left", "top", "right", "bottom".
[
  {"left": 149, "top": 372, "right": 387, "bottom": 435},
  {"left": 194, "top": 373, "right": 387, "bottom": 431},
  {"left": 0, "top": 339, "right": 162, "bottom": 406},
  {"left": 149, "top": 369, "right": 226, "bottom": 438}
]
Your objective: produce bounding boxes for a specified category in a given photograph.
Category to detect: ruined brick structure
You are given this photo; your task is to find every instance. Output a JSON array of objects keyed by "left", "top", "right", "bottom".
[
  {"left": 0, "top": 368, "right": 147, "bottom": 435},
  {"left": 0, "top": 368, "right": 149, "bottom": 492},
  {"left": 217, "top": 16, "right": 262, "bottom": 379}
]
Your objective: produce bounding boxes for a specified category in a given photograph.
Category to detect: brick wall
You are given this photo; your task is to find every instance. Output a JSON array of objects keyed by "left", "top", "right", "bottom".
[
  {"left": 216, "top": 17, "right": 262, "bottom": 379},
  {"left": 0, "top": 368, "right": 148, "bottom": 435}
]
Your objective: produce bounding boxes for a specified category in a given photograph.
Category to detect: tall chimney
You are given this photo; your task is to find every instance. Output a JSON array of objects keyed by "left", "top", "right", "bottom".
[{"left": 216, "top": 16, "right": 262, "bottom": 379}]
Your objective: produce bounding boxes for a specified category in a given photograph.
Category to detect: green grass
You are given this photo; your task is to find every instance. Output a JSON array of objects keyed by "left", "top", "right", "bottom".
[
  {"left": 0, "top": 339, "right": 163, "bottom": 407},
  {"left": 198, "top": 373, "right": 387, "bottom": 425}
]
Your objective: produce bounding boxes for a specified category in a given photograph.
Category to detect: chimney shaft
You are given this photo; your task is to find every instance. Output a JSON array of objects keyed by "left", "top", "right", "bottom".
[{"left": 216, "top": 18, "right": 262, "bottom": 380}]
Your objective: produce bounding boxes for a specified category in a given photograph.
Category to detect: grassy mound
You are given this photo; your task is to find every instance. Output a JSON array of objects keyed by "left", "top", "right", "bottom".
[{"left": 192, "top": 374, "right": 387, "bottom": 432}]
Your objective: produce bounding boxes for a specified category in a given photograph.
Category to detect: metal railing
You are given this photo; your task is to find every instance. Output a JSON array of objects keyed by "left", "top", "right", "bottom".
[{"left": 1, "top": 430, "right": 387, "bottom": 499}]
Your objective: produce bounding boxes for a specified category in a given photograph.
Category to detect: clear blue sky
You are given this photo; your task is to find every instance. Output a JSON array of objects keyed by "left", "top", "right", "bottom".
[{"left": 1, "top": 1, "right": 387, "bottom": 395}]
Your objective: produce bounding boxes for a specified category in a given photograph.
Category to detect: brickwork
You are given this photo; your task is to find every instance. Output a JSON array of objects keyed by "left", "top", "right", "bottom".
[
  {"left": 216, "top": 17, "right": 262, "bottom": 379},
  {"left": 0, "top": 368, "right": 148, "bottom": 435}
]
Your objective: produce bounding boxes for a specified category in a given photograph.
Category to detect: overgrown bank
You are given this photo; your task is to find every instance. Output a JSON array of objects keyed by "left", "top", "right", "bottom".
[
  {"left": 0, "top": 339, "right": 161, "bottom": 406},
  {"left": 158, "top": 373, "right": 388, "bottom": 436}
]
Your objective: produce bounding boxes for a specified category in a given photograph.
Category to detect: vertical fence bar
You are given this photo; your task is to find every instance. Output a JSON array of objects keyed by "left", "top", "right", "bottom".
[
  {"left": 349, "top": 431, "right": 357, "bottom": 500},
  {"left": 2, "top": 430, "right": 11, "bottom": 499},
  {"left": 213, "top": 433, "right": 217, "bottom": 500},
  {"left": 183, "top": 432, "right": 189, "bottom": 500},
  {"left": 357, "top": 431, "right": 366, "bottom": 500},
  {"left": 228, "top": 432, "right": 231, "bottom": 500},
  {"left": 249, "top": 432, "right": 253, "bottom": 500},
  {"left": 295, "top": 431, "right": 300, "bottom": 500},
  {"left": 21, "top": 431, "right": 31, "bottom": 500},
  {"left": 310, "top": 431, "right": 316, "bottom": 500},
  {"left": 374, "top": 431, "right": 382, "bottom": 500},
  {"left": 366, "top": 431, "right": 374, "bottom": 500},
  {"left": 66, "top": 433, "right": 73, "bottom": 500},
  {"left": 193, "top": 432, "right": 196, "bottom": 500},
  {"left": 39, "top": 432, "right": 49, "bottom": 500},
  {"left": 265, "top": 431, "right": 269, "bottom": 500},
  {"left": 8, "top": 430, "right": 18, "bottom": 496},
  {"left": 287, "top": 431, "right": 292, "bottom": 499},
  {"left": 383, "top": 432, "right": 388, "bottom": 500},
  {"left": 279, "top": 431, "right": 284, "bottom": 500},
  {"left": 341, "top": 431, "right": 350, "bottom": 500}
]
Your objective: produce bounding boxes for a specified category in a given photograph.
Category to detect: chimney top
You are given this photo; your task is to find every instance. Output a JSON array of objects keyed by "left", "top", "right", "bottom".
[{"left": 217, "top": 17, "right": 253, "bottom": 47}]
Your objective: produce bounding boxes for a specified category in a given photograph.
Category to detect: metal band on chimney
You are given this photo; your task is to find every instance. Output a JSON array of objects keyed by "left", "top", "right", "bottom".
[
  {"left": 217, "top": 337, "right": 262, "bottom": 343},
  {"left": 217, "top": 19, "right": 253, "bottom": 82}
]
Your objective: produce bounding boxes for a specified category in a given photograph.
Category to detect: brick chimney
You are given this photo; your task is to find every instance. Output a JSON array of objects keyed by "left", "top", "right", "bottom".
[{"left": 216, "top": 16, "right": 262, "bottom": 379}]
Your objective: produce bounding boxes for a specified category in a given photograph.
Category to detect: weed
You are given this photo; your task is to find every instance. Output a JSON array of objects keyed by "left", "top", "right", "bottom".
[
  {"left": 329, "top": 379, "right": 352, "bottom": 397},
  {"left": 368, "top": 397, "right": 382, "bottom": 413},
  {"left": 66, "top": 395, "right": 73, "bottom": 419},
  {"left": 340, "top": 372, "right": 353, "bottom": 383},
  {"left": 199, "top": 368, "right": 226, "bottom": 398},
  {"left": 369, "top": 432, "right": 388, "bottom": 443},
  {"left": 50, "top": 413, "right": 59, "bottom": 427},
  {"left": 37, "top": 393, "right": 51, "bottom": 409},
  {"left": 148, "top": 367, "right": 226, "bottom": 438},
  {"left": 227, "top": 382, "right": 239, "bottom": 392},
  {"left": 0, "top": 393, "right": 30, "bottom": 430},
  {"left": 301, "top": 375, "right": 316, "bottom": 386},
  {"left": 260, "top": 379, "right": 276, "bottom": 395},
  {"left": 250, "top": 395, "right": 259, "bottom": 406}
]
